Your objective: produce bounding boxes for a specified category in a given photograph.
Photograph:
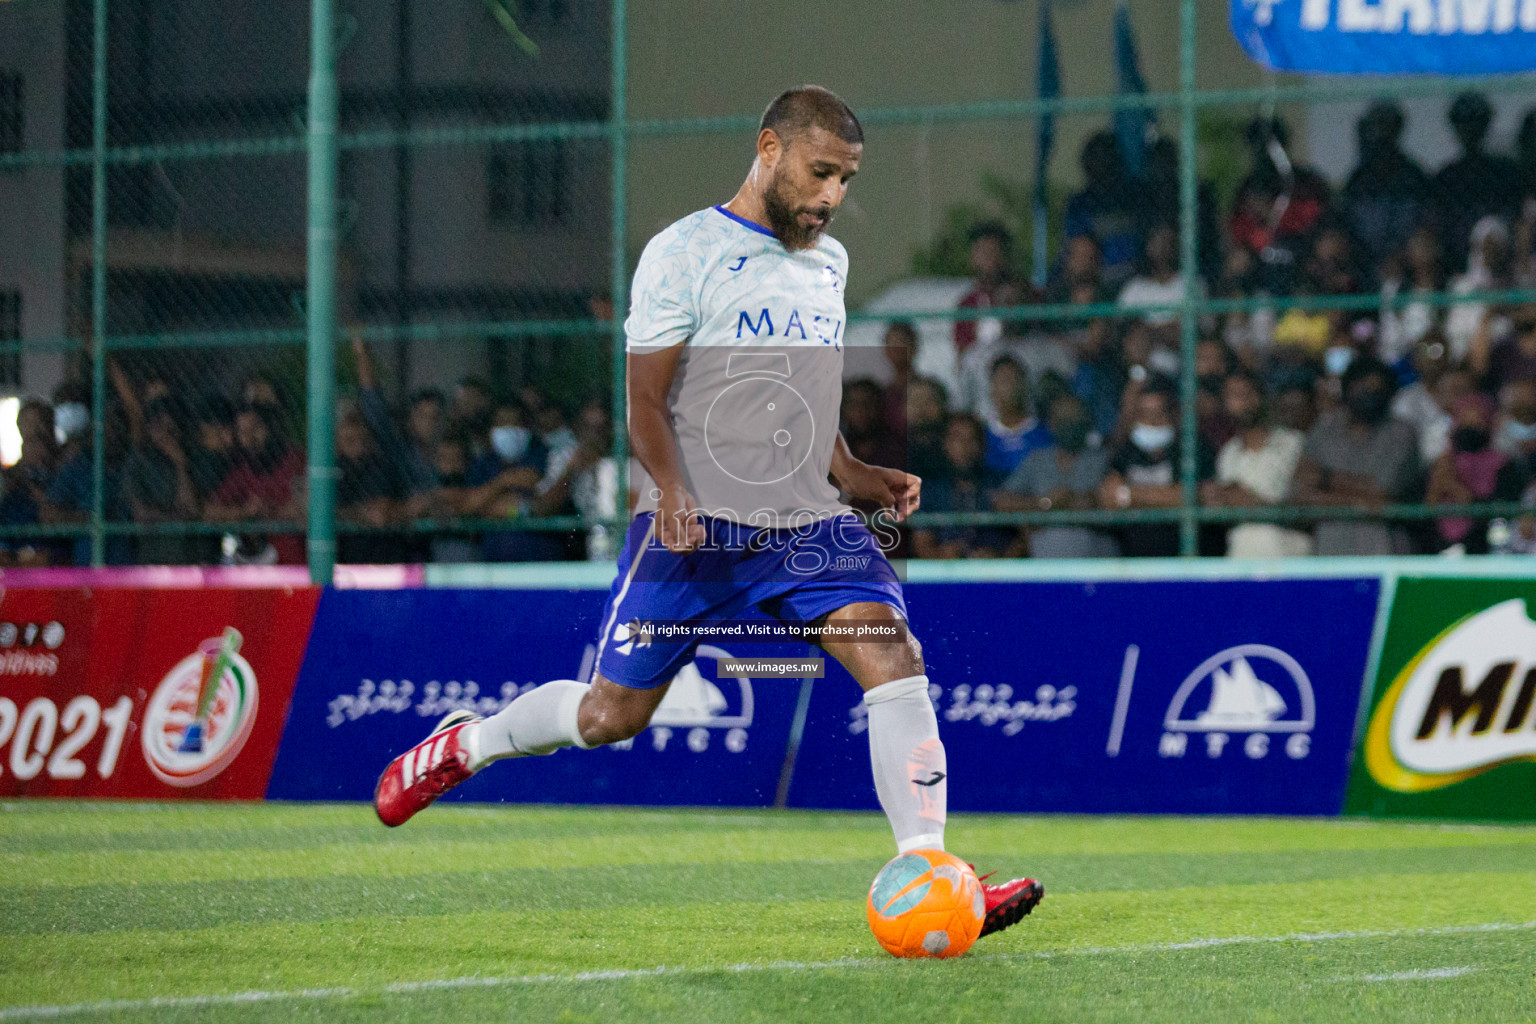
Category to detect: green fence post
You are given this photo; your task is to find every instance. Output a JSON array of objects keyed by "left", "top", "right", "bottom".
[
  {"left": 89, "top": 0, "right": 107, "bottom": 567},
  {"left": 1177, "top": 0, "right": 1199, "bottom": 556},
  {"left": 306, "top": 0, "right": 339, "bottom": 584},
  {"left": 610, "top": 0, "right": 629, "bottom": 525}
]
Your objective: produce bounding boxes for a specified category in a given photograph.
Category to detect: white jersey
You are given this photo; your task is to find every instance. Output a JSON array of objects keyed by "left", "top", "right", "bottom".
[{"left": 625, "top": 205, "right": 850, "bottom": 525}]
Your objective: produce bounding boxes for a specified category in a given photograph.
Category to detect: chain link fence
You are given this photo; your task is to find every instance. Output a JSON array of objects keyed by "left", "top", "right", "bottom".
[{"left": 0, "top": 0, "right": 1534, "bottom": 572}]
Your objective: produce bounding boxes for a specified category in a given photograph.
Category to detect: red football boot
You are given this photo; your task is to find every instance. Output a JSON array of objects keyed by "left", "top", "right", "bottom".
[
  {"left": 374, "top": 710, "right": 481, "bottom": 827},
  {"left": 976, "top": 872, "right": 1044, "bottom": 937}
]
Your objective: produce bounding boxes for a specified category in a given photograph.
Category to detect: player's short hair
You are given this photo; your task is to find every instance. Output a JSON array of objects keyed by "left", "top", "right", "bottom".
[{"left": 760, "top": 86, "right": 863, "bottom": 148}]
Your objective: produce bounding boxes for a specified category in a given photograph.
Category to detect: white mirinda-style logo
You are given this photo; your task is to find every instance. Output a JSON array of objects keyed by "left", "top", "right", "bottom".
[
  {"left": 1365, "top": 599, "right": 1536, "bottom": 793},
  {"left": 141, "top": 629, "right": 259, "bottom": 787}
]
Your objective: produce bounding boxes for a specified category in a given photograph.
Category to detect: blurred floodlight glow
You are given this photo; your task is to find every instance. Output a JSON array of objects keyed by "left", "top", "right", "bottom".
[{"left": 0, "top": 397, "right": 20, "bottom": 467}]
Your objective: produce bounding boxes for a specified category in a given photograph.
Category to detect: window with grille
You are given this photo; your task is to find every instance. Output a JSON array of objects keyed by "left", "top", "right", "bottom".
[
  {"left": 0, "top": 73, "right": 22, "bottom": 156},
  {"left": 0, "top": 292, "right": 21, "bottom": 386},
  {"left": 487, "top": 141, "right": 567, "bottom": 227}
]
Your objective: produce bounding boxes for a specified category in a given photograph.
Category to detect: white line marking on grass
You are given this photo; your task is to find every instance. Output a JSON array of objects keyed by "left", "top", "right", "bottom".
[
  {"left": 1357, "top": 967, "right": 1478, "bottom": 982},
  {"left": 0, "top": 988, "right": 355, "bottom": 1020},
  {"left": 1, "top": 920, "right": 1529, "bottom": 1020},
  {"left": 1319, "top": 966, "right": 1480, "bottom": 984}
]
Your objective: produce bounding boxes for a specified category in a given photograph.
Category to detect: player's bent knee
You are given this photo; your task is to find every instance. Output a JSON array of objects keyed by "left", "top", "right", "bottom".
[
  {"left": 879, "top": 623, "right": 924, "bottom": 677},
  {"left": 902, "top": 630, "right": 924, "bottom": 668},
  {"left": 577, "top": 698, "right": 653, "bottom": 746}
]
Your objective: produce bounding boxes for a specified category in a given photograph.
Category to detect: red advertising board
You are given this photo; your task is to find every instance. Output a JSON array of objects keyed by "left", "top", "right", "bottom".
[{"left": 0, "top": 587, "right": 320, "bottom": 799}]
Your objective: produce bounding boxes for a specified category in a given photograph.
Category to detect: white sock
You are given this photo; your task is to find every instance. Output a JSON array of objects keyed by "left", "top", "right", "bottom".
[
  {"left": 467, "top": 679, "right": 593, "bottom": 769},
  {"left": 864, "top": 674, "right": 946, "bottom": 854}
]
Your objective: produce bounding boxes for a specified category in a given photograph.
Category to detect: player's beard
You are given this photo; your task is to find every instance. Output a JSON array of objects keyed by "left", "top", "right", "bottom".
[{"left": 764, "top": 169, "right": 834, "bottom": 251}]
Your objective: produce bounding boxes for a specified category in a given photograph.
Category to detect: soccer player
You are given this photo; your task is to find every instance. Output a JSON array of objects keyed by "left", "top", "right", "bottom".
[{"left": 373, "top": 86, "right": 1043, "bottom": 938}]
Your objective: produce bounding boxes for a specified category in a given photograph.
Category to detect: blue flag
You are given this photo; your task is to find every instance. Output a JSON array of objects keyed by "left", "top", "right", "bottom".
[
  {"left": 1114, "top": 1, "right": 1154, "bottom": 178},
  {"left": 1034, "top": 0, "right": 1061, "bottom": 287},
  {"left": 1231, "top": 0, "right": 1536, "bottom": 75}
]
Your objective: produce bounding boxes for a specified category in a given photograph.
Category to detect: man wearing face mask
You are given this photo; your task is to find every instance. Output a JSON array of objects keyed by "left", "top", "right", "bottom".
[
  {"left": 1293, "top": 356, "right": 1421, "bottom": 555},
  {"left": 43, "top": 382, "right": 132, "bottom": 565},
  {"left": 52, "top": 396, "right": 90, "bottom": 446},
  {"left": 463, "top": 401, "right": 560, "bottom": 562},
  {"left": 995, "top": 394, "right": 1116, "bottom": 558},
  {"left": 1427, "top": 393, "right": 1524, "bottom": 554},
  {"left": 1099, "top": 384, "right": 1214, "bottom": 557}
]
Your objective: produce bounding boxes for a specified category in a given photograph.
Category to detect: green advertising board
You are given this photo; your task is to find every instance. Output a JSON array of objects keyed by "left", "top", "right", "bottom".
[{"left": 1346, "top": 577, "right": 1536, "bottom": 819}]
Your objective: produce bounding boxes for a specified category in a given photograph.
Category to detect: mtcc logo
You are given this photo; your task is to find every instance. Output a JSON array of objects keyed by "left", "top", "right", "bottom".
[
  {"left": 599, "top": 645, "right": 752, "bottom": 756},
  {"left": 1159, "top": 644, "right": 1315, "bottom": 761},
  {"left": 1365, "top": 599, "right": 1536, "bottom": 793},
  {"left": 141, "top": 629, "right": 259, "bottom": 787}
]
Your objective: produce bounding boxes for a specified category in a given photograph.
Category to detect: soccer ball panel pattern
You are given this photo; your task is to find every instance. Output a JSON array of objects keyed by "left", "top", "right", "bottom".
[{"left": 866, "top": 849, "right": 984, "bottom": 959}]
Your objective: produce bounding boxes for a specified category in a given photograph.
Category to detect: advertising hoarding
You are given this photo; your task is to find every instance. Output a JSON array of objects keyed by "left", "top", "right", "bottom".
[
  {"left": 789, "top": 579, "right": 1381, "bottom": 815},
  {"left": 0, "top": 587, "right": 319, "bottom": 799},
  {"left": 1346, "top": 577, "right": 1536, "bottom": 819},
  {"left": 269, "top": 589, "right": 807, "bottom": 806}
]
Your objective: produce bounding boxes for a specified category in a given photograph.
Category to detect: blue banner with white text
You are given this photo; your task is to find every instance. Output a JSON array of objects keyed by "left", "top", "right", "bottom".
[
  {"left": 1231, "top": 0, "right": 1536, "bottom": 75},
  {"left": 269, "top": 578, "right": 1381, "bottom": 814},
  {"left": 787, "top": 578, "right": 1381, "bottom": 816},
  {"left": 268, "top": 589, "right": 806, "bottom": 806}
]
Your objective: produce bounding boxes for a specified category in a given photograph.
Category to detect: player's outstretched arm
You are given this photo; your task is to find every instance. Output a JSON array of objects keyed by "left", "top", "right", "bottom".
[
  {"left": 628, "top": 345, "right": 706, "bottom": 553},
  {"left": 830, "top": 433, "right": 921, "bottom": 522}
]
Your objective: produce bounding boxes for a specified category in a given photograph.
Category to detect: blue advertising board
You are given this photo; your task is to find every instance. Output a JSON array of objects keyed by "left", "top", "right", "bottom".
[
  {"left": 269, "top": 578, "right": 1380, "bottom": 816},
  {"left": 786, "top": 578, "right": 1381, "bottom": 816},
  {"left": 1231, "top": 0, "right": 1536, "bottom": 75},
  {"left": 268, "top": 589, "right": 806, "bottom": 806}
]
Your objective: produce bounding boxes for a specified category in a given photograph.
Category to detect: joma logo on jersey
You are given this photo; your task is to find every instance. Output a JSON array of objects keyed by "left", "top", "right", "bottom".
[
  {"left": 735, "top": 307, "right": 844, "bottom": 348},
  {"left": 1365, "top": 599, "right": 1536, "bottom": 793}
]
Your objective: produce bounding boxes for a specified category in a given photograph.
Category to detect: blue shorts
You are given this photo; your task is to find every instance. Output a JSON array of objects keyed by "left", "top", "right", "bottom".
[{"left": 592, "top": 512, "right": 907, "bottom": 689}]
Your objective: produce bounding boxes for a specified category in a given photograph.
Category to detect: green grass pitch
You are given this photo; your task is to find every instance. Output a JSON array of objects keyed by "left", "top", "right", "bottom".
[{"left": 2, "top": 802, "right": 1535, "bottom": 1023}]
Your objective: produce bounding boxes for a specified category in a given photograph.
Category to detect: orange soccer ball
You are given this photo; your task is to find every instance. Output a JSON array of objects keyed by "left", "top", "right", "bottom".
[{"left": 866, "top": 848, "right": 984, "bottom": 959}]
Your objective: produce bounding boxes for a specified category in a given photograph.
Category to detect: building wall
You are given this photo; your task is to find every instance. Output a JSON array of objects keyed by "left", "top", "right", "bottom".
[
  {"left": 0, "top": 1, "right": 68, "bottom": 393},
  {"left": 6, "top": 0, "right": 1527, "bottom": 401},
  {"left": 1305, "top": 93, "right": 1536, "bottom": 196}
]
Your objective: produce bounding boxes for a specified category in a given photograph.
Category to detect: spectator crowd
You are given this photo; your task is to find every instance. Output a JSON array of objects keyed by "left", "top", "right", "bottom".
[
  {"left": 0, "top": 332, "right": 620, "bottom": 567},
  {"left": 849, "top": 94, "right": 1536, "bottom": 559},
  {"left": 6, "top": 94, "right": 1536, "bottom": 565}
]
